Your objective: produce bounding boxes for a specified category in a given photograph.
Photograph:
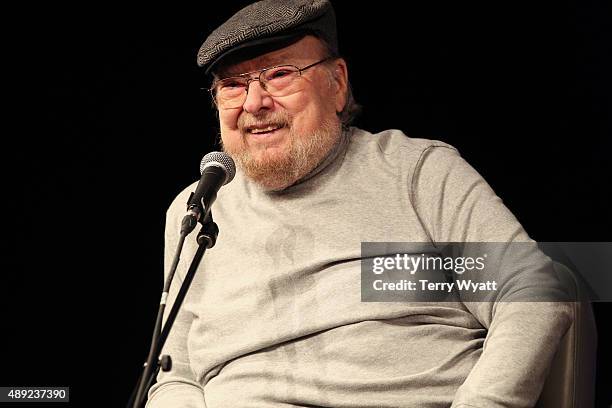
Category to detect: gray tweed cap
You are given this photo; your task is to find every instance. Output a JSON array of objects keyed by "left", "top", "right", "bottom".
[{"left": 197, "top": 0, "right": 338, "bottom": 74}]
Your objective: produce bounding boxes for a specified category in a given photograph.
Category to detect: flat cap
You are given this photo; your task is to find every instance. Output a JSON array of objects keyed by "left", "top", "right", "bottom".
[{"left": 197, "top": 0, "right": 337, "bottom": 74}]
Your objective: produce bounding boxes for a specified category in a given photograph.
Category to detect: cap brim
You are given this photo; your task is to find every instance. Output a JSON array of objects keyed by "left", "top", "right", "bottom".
[{"left": 204, "top": 31, "right": 308, "bottom": 75}]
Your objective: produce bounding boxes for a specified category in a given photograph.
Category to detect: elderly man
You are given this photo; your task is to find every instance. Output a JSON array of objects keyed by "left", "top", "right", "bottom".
[{"left": 146, "top": 1, "right": 572, "bottom": 407}]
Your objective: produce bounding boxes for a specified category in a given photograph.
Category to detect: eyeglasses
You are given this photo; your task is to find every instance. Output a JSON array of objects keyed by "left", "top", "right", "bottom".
[{"left": 209, "top": 57, "right": 332, "bottom": 109}]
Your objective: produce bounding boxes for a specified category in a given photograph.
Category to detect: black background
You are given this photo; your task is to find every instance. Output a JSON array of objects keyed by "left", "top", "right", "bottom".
[{"left": 7, "top": 1, "right": 611, "bottom": 406}]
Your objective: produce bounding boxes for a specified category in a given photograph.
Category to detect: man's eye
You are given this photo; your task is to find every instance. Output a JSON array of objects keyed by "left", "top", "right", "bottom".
[
  {"left": 221, "top": 80, "right": 245, "bottom": 89},
  {"left": 269, "top": 69, "right": 292, "bottom": 79}
]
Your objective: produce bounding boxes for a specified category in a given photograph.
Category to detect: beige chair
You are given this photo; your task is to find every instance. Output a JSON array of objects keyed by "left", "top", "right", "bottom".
[{"left": 535, "top": 262, "right": 598, "bottom": 407}]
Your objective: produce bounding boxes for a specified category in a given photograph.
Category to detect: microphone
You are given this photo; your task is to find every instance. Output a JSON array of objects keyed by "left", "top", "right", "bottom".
[{"left": 181, "top": 152, "right": 236, "bottom": 235}]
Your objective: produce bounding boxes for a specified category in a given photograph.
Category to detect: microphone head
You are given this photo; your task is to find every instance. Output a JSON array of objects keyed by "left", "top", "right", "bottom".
[{"left": 199, "top": 151, "right": 236, "bottom": 185}]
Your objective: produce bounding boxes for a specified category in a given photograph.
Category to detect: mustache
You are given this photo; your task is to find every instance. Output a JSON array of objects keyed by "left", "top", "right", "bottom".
[{"left": 237, "top": 111, "right": 291, "bottom": 132}]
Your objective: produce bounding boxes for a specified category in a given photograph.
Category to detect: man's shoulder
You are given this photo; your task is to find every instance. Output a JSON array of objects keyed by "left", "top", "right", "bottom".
[
  {"left": 166, "top": 180, "right": 200, "bottom": 219},
  {"left": 349, "top": 126, "right": 458, "bottom": 160}
]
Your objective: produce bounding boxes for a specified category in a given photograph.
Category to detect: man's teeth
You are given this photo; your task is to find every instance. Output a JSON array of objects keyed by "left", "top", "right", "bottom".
[{"left": 250, "top": 125, "right": 281, "bottom": 134}]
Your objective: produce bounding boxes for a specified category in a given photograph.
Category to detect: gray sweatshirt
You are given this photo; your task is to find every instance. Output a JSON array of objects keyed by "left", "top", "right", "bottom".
[{"left": 146, "top": 127, "right": 572, "bottom": 408}]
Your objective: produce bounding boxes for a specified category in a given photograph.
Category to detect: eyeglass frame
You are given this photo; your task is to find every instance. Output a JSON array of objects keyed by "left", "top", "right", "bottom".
[{"left": 207, "top": 57, "right": 334, "bottom": 108}]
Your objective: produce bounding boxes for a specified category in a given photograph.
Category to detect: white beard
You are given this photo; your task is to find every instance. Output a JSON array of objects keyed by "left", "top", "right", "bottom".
[{"left": 221, "top": 114, "right": 342, "bottom": 191}]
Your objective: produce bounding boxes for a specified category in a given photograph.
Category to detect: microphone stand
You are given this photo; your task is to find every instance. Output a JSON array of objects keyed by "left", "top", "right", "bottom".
[{"left": 128, "top": 214, "right": 219, "bottom": 408}]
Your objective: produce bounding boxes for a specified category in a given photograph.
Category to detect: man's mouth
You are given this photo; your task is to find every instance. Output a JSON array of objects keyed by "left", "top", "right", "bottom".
[{"left": 246, "top": 124, "right": 284, "bottom": 135}]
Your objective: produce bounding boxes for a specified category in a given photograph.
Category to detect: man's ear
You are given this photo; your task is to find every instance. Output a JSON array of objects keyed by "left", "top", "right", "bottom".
[{"left": 332, "top": 58, "right": 349, "bottom": 113}]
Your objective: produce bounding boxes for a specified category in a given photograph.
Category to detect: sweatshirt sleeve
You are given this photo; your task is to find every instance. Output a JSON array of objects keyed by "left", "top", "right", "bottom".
[
  {"left": 146, "top": 185, "right": 207, "bottom": 408},
  {"left": 411, "top": 145, "right": 573, "bottom": 408}
]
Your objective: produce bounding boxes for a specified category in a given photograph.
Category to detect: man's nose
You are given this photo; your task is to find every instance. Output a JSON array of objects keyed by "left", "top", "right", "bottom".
[{"left": 242, "top": 80, "right": 274, "bottom": 114}]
